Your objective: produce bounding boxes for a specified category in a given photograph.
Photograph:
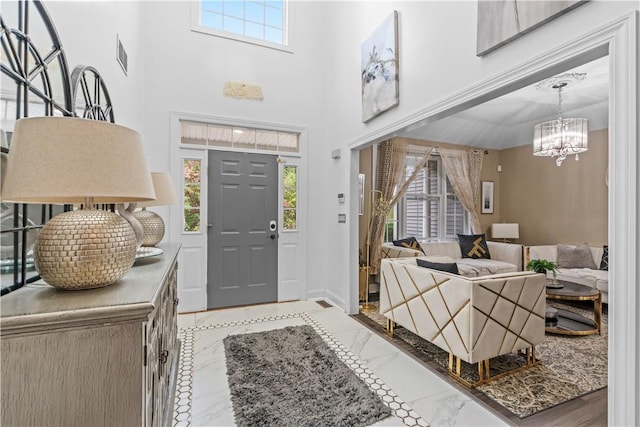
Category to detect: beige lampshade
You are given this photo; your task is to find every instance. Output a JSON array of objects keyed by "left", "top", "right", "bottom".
[
  {"left": 1, "top": 116, "right": 155, "bottom": 204},
  {"left": 138, "top": 172, "right": 178, "bottom": 207},
  {"left": 1, "top": 117, "right": 156, "bottom": 290},
  {"left": 133, "top": 172, "right": 177, "bottom": 247},
  {"left": 491, "top": 223, "right": 520, "bottom": 240}
]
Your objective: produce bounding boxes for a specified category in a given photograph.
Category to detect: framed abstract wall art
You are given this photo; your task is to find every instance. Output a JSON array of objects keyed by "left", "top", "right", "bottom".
[
  {"left": 476, "top": 0, "right": 587, "bottom": 56},
  {"left": 481, "top": 181, "right": 494, "bottom": 214},
  {"left": 361, "top": 11, "right": 399, "bottom": 122}
]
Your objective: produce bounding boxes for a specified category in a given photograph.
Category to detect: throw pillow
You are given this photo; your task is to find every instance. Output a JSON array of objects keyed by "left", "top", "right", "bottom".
[
  {"left": 600, "top": 245, "right": 608, "bottom": 271},
  {"left": 457, "top": 234, "right": 491, "bottom": 259},
  {"left": 392, "top": 237, "right": 425, "bottom": 254},
  {"left": 416, "top": 258, "right": 459, "bottom": 274},
  {"left": 557, "top": 244, "right": 597, "bottom": 269}
]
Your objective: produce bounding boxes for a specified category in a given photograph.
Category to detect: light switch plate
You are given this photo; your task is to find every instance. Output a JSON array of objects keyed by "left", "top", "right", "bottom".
[{"left": 338, "top": 214, "right": 346, "bottom": 223}]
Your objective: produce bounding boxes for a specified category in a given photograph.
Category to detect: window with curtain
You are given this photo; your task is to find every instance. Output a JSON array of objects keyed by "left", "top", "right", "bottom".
[
  {"left": 385, "top": 154, "right": 468, "bottom": 241},
  {"left": 384, "top": 205, "right": 398, "bottom": 242}
]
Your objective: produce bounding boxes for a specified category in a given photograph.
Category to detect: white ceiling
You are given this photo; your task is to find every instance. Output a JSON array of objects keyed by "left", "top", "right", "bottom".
[{"left": 397, "top": 56, "right": 609, "bottom": 150}]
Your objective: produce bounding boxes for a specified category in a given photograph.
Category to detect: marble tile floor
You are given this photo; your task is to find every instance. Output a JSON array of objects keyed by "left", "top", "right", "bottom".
[{"left": 173, "top": 300, "right": 507, "bottom": 427}]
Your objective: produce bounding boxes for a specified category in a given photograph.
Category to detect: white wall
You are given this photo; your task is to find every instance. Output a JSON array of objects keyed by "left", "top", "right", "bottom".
[
  {"left": 318, "top": 1, "right": 639, "bottom": 312},
  {"left": 7, "top": 1, "right": 640, "bottom": 425},
  {"left": 138, "top": 1, "right": 329, "bottom": 302},
  {"left": 46, "top": 1, "right": 146, "bottom": 132},
  {"left": 44, "top": 0, "right": 331, "bottom": 304},
  {"left": 326, "top": 1, "right": 637, "bottom": 142},
  {"left": 319, "top": 4, "right": 639, "bottom": 427},
  {"left": 44, "top": 0, "right": 638, "bottom": 314},
  {"left": 138, "top": 1, "right": 326, "bottom": 170}
]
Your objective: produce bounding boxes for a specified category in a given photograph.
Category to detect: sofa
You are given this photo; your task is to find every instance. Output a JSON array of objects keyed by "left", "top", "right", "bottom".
[
  {"left": 526, "top": 244, "right": 609, "bottom": 303},
  {"left": 382, "top": 240, "right": 523, "bottom": 277},
  {"left": 379, "top": 257, "right": 546, "bottom": 387}
]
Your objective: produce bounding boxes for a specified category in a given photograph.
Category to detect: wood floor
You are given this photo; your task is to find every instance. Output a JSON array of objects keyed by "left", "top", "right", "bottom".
[{"left": 352, "top": 312, "right": 608, "bottom": 427}]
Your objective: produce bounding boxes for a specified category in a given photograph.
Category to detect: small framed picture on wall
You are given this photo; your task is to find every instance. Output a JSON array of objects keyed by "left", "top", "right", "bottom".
[{"left": 481, "top": 181, "right": 494, "bottom": 214}]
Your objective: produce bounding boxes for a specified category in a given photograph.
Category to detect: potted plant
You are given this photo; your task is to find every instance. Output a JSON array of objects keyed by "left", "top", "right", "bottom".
[{"left": 526, "top": 259, "right": 560, "bottom": 285}]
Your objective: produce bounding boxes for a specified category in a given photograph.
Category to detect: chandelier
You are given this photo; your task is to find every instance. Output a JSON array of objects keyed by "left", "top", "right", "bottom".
[{"left": 533, "top": 75, "right": 588, "bottom": 166}]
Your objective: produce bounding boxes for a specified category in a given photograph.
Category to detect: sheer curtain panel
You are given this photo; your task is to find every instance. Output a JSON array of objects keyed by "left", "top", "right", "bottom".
[
  {"left": 368, "top": 142, "right": 432, "bottom": 274},
  {"left": 439, "top": 148, "right": 482, "bottom": 234}
]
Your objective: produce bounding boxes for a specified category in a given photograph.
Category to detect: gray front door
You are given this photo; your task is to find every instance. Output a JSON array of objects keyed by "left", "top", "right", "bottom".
[{"left": 207, "top": 151, "right": 278, "bottom": 309}]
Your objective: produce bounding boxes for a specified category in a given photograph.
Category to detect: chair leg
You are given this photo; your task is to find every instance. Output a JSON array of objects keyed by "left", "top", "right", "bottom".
[
  {"left": 477, "top": 359, "right": 490, "bottom": 382},
  {"left": 448, "top": 347, "right": 540, "bottom": 388},
  {"left": 385, "top": 318, "right": 395, "bottom": 337},
  {"left": 448, "top": 354, "right": 478, "bottom": 388}
]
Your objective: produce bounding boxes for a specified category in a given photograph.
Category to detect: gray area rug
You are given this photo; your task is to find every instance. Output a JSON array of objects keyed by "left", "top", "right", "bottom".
[
  {"left": 363, "top": 301, "right": 607, "bottom": 418},
  {"left": 224, "top": 325, "right": 391, "bottom": 427}
]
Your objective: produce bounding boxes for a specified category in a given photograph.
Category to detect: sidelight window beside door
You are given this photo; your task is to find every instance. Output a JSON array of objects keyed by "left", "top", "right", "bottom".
[{"left": 183, "top": 159, "right": 202, "bottom": 232}]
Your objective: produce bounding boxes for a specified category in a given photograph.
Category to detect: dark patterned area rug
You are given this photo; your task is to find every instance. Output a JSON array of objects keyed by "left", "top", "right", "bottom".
[
  {"left": 224, "top": 325, "right": 391, "bottom": 427},
  {"left": 363, "top": 301, "right": 608, "bottom": 418}
]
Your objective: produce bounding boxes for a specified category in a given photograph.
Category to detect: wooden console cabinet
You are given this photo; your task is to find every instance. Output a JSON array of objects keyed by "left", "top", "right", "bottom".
[{"left": 1, "top": 243, "right": 181, "bottom": 427}]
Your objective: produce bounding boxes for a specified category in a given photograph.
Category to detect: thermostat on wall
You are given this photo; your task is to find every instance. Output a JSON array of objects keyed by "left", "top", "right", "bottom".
[{"left": 338, "top": 193, "right": 345, "bottom": 203}]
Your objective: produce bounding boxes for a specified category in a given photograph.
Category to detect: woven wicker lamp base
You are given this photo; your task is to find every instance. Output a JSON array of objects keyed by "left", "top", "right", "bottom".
[
  {"left": 132, "top": 208, "right": 165, "bottom": 247},
  {"left": 34, "top": 209, "right": 137, "bottom": 290}
]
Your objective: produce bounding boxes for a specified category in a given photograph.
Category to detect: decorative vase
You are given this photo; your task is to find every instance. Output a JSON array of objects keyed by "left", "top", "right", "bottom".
[
  {"left": 34, "top": 209, "right": 137, "bottom": 290},
  {"left": 132, "top": 207, "right": 165, "bottom": 247},
  {"left": 545, "top": 307, "right": 558, "bottom": 326}
]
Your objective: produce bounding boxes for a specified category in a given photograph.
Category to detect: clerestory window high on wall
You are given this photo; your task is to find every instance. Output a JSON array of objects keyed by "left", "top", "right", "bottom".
[
  {"left": 385, "top": 153, "right": 469, "bottom": 242},
  {"left": 192, "top": 1, "right": 289, "bottom": 50}
]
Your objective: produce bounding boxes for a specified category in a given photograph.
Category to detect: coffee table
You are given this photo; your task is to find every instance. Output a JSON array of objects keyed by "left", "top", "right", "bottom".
[{"left": 545, "top": 280, "right": 602, "bottom": 336}]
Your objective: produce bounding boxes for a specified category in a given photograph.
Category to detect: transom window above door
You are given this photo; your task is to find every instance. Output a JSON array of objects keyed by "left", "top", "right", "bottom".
[
  {"left": 180, "top": 120, "right": 299, "bottom": 154},
  {"left": 191, "top": 1, "right": 289, "bottom": 51}
]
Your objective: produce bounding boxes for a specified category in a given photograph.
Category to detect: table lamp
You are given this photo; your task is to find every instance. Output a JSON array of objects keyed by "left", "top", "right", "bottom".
[
  {"left": 1, "top": 117, "right": 155, "bottom": 290},
  {"left": 491, "top": 223, "right": 520, "bottom": 243},
  {"left": 133, "top": 172, "right": 178, "bottom": 247}
]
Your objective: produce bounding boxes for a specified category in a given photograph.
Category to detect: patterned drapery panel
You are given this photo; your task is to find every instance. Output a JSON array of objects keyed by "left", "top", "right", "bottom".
[
  {"left": 468, "top": 149, "right": 484, "bottom": 206},
  {"left": 389, "top": 146, "right": 434, "bottom": 207},
  {"left": 368, "top": 140, "right": 403, "bottom": 275},
  {"left": 439, "top": 148, "right": 482, "bottom": 233},
  {"left": 367, "top": 142, "right": 432, "bottom": 274}
]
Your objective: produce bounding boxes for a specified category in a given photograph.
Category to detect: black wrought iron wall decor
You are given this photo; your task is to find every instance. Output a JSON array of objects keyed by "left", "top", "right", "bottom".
[
  {"left": 71, "top": 65, "right": 115, "bottom": 122},
  {"left": 0, "top": 0, "right": 115, "bottom": 296}
]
